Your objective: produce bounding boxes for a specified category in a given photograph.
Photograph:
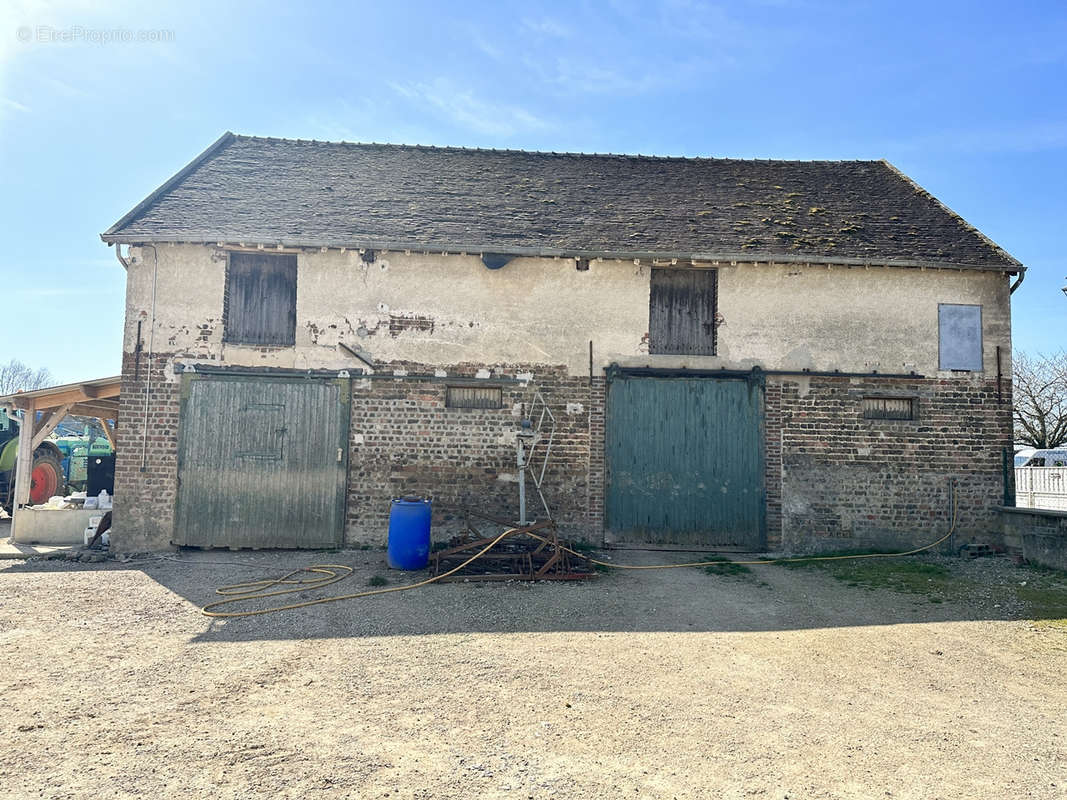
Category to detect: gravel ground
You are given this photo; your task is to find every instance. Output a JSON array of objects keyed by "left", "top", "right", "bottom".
[{"left": 1, "top": 546, "right": 1064, "bottom": 799}]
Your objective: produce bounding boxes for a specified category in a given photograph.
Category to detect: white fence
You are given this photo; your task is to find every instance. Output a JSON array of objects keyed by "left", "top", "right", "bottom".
[{"left": 1014, "top": 467, "right": 1067, "bottom": 511}]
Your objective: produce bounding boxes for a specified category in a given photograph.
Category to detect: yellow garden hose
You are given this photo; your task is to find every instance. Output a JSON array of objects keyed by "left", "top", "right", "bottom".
[
  {"left": 201, "top": 493, "right": 958, "bottom": 619},
  {"left": 203, "top": 525, "right": 527, "bottom": 618},
  {"left": 570, "top": 492, "right": 959, "bottom": 570}
]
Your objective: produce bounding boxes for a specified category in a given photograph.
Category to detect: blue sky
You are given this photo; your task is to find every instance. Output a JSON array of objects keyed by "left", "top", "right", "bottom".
[{"left": 1, "top": 0, "right": 1064, "bottom": 384}]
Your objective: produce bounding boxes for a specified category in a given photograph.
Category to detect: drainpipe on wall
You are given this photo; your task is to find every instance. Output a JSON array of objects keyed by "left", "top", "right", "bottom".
[
  {"left": 1009, "top": 271, "right": 1025, "bottom": 294},
  {"left": 114, "top": 243, "right": 131, "bottom": 271}
]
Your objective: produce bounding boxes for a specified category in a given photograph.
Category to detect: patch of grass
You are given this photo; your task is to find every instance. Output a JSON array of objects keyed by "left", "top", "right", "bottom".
[
  {"left": 771, "top": 548, "right": 1067, "bottom": 618},
  {"left": 1020, "top": 561, "right": 1067, "bottom": 579},
  {"left": 1017, "top": 585, "right": 1067, "bottom": 621},
  {"left": 702, "top": 555, "right": 752, "bottom": 577},
  {"left": 1014, "top": 563, "right": 1067, "bottom": 623},
  {"left": 772, "top": 548, "right": 896, "bottom": 568},
  {"left": 774, "top": 552, "right": 956, "bottom": 602},
  {"left": 367, "top": 575, "right": 389, "bottom": 587}
]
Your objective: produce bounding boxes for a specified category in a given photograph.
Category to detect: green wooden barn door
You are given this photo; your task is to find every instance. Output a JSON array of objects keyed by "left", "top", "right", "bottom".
[
  {"left": 605, "top": 375, "right": 765, "bottom": 548},
  {"left": 174, "top": 374, "right": 349, "bottom": 548}
]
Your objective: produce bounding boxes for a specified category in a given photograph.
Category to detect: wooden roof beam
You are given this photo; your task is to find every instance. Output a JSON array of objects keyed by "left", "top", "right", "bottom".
[
  {"left": 12, "top": 383, "right": 119, "bottom": 410},
  {"left": 32, "top": 404, "right": 74, "bottom": 449},
  {"left": 68, "top": 402, "right": 120, "bottom": 419}
]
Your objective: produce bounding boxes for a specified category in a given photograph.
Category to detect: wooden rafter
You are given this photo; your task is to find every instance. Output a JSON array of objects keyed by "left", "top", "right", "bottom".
[{"left": 31, "top": 404, "right": 74, "bottom": 449}]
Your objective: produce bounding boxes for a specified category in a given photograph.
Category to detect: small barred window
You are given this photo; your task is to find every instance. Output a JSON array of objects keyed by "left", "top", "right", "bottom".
[
  {"left": 862, "top": 396, "right": 917, "bottom": 421},
  {"left": 446, "top": 386, "right": 503, "bottom": 409}
]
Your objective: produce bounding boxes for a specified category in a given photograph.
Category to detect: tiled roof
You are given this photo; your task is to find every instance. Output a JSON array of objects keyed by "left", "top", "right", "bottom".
[{"left": 102, "top": 132, "right": 1021, "bottom": 271}]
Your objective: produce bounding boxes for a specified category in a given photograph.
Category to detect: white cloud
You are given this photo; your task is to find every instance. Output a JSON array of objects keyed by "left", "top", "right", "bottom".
[
  {"left": 13, "top": 287, "right": 119, "bottom": 297},
  {"left": 0, "top": 96, "right": 29, "bottom": 112},
  {"left": 887, "top": 120, "right": 1067, "bottom": 155},
  {"left": 0, "top": 0, "right": 172, "bottom": 127},
  {"left": 40, "top": 75, "right": 90, "bottom": 98},
  {"left": 463, "top": 2, "right": 762, "bottom": 99},
  {"left": 520, "top": 17, "right": 572, "bottom": 38},
  {"left": 389, "top": 79, "right": 551, "bottom": 137}
]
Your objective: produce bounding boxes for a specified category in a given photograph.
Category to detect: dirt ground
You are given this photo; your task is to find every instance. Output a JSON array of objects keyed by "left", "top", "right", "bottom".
[{"left": 1, "top": 543, "right": 1064, "bottom": 800}]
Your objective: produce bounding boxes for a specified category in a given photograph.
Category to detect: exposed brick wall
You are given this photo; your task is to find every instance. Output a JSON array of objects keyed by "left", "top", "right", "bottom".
[
  {"left": 111, "top": 351, "right": 1012, "bottom": 555},
  {"left": 112, "top": 352, "right": 180, "bottom": 552},
  {"left": 344, "top": 363, "right": 600, "bottom": 545},
  {"left": 587, "top": 377, "right": 606, "bottom": 538},
  {"left": 775, "top": 375, "right": 1013, "bottom": 552},
  {"left": 763, "top": 380, "right": 784, "bottom": 548},
  {"left": 112, "top": 353, "right": 602, "bottom": 551}
]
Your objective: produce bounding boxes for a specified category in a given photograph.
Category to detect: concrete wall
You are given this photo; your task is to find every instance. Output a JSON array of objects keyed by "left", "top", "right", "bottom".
[
  {"left": 111, "top": 243, "right": 1015, "bottom": 552},
  {"left": 999, "top": 507, "right": 1067, "bottom": 571}
]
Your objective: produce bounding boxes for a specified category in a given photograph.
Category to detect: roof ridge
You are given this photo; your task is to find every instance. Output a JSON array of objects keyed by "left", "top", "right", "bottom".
[
  {"left": 230, "top": 132, "right": 881, "bottom": 165},
  {"left": 879, "top": 160, "right": 1023, "bottom": 269}
]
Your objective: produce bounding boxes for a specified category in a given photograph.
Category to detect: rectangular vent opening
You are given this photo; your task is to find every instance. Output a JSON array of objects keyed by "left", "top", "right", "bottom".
[
  {"left": 447, "top": 386, "right": 503, "bottom": 409},
  {"left": 862, "top": 396, "right": 917, "bottom": 421}
]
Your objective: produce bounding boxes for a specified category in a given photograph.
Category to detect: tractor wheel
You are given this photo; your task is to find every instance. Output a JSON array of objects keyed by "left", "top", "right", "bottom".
[{"left": 28, "top": 450, "right": 64, "bottom": 505}]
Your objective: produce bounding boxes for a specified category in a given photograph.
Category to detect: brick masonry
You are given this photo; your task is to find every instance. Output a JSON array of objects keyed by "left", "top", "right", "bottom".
[
  {"left": 769, "top": 374, "right": 1013, "bottom": 552},
  {"left": 113, "top": 352, "right": 181, "bottom": 552},
  {"left": 344, "top": 362, "right": 601, "bottom": 544},
  {"left": 110, "top": 356, "right": 603, "bottom": 551},
  {"left": 111, "top": 353, "right": 1011, "bottom": 553}
]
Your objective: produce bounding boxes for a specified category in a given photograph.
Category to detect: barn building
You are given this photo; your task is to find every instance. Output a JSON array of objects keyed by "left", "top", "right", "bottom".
[{"left": 100, "top": 133, "right": 1021, "bottom": 553}]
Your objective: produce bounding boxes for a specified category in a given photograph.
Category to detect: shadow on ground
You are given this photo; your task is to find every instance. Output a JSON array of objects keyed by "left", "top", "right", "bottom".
[{"left": 4, "top": 542, "right": 1065, "bottom": 644}]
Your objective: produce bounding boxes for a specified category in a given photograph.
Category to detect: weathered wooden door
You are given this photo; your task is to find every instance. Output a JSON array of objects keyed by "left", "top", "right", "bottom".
[
  {"left": 174, "top": 374, "right": 349, "bottom": 548},
  {"left": 605, "top": 374, "right": 765, "bottom": 548}
]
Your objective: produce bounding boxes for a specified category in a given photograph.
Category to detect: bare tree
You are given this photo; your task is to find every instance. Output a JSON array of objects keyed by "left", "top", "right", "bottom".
[
  {"left": 0, "top": 359, "right": 53, "bottom": 396},
  {"left": 1013, "top": 350, "right": 1067, "bottom": 448}
]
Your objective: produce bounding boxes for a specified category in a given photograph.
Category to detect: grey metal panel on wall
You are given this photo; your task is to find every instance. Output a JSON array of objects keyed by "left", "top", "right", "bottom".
[
  {"left": 605, "top": 374, "right": 765, "bottom": 547},
  {"left": 174, "top": 374, "right": 349, "bottom": 548},
  {"left": 938, "top": 303, "right": 983, "bottom": 371}
]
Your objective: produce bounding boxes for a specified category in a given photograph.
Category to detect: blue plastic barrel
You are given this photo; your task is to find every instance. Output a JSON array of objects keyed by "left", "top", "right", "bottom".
[{"left": 387, "top": 496, "right": 432, "bottom": 570}]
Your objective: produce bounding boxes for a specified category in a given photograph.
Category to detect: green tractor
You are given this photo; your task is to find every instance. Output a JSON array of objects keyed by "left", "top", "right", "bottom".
[
  {"left": 0, "top": 411, "right": 67, "bottom": 511},
  {"left": 53, "top": 427, "right": 114, "bottom": 492}
]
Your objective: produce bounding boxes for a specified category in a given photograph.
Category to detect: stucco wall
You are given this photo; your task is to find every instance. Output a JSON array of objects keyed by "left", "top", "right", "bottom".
[{"left": 121, "top": 245, "right": 1012, "bottom": 378}]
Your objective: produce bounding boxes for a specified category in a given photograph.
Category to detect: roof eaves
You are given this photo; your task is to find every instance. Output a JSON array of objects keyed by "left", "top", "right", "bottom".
[
  {"left": 94, "top": 234, "right": 1024, "bottom": 274},
  {"left": 880, "top": 159, "right": 1023, "bottom": 269},
  {"left": 100, "top": 131, "right": 236, "bottom": 239},
  {"left": 0, "top": 375, "right": 121, "bottom": 408}
]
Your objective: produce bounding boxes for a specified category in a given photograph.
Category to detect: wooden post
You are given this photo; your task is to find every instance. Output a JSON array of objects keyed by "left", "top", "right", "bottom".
[{"left": 13, "top": 400, "right": 36, "bottom": 510}]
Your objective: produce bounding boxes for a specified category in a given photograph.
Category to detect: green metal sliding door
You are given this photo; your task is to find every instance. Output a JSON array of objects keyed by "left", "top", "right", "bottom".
[{"left": 606, "top": 374, "right": 765, "bottom": 548}]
